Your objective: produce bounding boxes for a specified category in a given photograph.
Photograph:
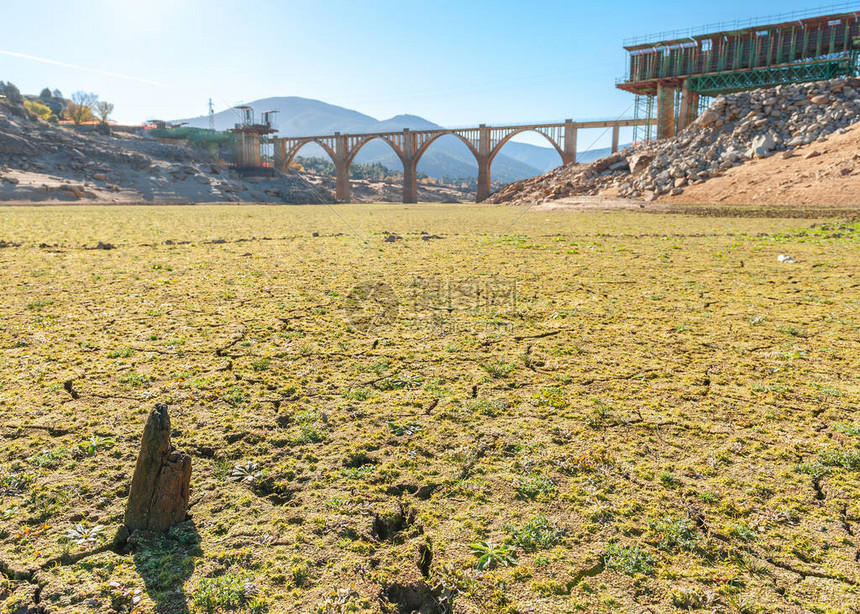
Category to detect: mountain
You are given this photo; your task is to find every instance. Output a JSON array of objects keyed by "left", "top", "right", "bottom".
[{"left": 173, "top": 97, "right": 623, "bottom": 182}]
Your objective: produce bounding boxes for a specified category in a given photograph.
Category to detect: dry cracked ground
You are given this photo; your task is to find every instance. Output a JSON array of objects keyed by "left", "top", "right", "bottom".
[{"left": 0, "top": 203, "right": 859, "bottom": 614}]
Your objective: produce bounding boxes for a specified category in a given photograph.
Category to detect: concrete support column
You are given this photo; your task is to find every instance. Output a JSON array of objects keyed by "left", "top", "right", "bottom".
[
  {"left": 272, "top": 138, "right": 286, "bottom": 171},
  {"left": 334, "top": 133, "right": 351, "bottom": 203},
  {"left": 656, "top": 82, "right": 676, "bottom": 140},
  {"left": 677, "top": 80, "right": 700, "bottom": 132},
  {"left": 476, "top": 124, "right": 491, "bottom": 202},
  {"left": 611, "top": 125, "right": 620, "bottom": 153},
  {"left": 562, "top": 119, "right": 577, "bottom": 166},
  {"left": 401, "top": 129, "right": 418, "bottom": 204}
]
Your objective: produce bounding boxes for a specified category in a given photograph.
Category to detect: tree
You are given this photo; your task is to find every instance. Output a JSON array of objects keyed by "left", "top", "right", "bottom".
[
  {"left": 39, "top": 87, "right": 53, "bottom": 100},
  {"left": 65, "top": 91, "right": 98, "bottom": 125},
  {"left": 0, "top": 81, "right": 23, "bottom": 105},
  {"left": 24, "top": 100, "right": 53, "bottom": 121},
  {"left": 52, "top": 89, "right": 63, "bottom": 98},
  {"left": 94, "top": 100, "right": 114, "bottom": 124}
]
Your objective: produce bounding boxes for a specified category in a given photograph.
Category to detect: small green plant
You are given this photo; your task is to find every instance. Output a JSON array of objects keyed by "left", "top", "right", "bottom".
[
  {"left": 222, "top": 386, "right": 247, "bottom": 407},
  {"left": 108, "top": 347, "right": 135, "bottom": 358},
  {"left": 344, "top": 388, "right": 371, "bottom": 401},
  {"left": 669, "top": 586, "right": 719, "bottom": 609},
  {"left": 27, "top": 448, "right": 67, "bottom": 467},
  {"left": 77, "top": 436, "right": 115, "bottom": 456},
  {"left": 466, "top": 399, "right": 506, "bottom": 416},
  {"left": 603, "top": 543, "right": 655, "bottom": 576},
  {"left": 506, "top": 514, "right": 565, "bottom": 551},
  {"left": 534, "top": 387, "right": 566, "bottom": 409},
  {"left": 230, "top": 461, "right": 262, "bottom": 483},
  {"left": 387, "top": 421, "right": 422, "bottom": 436},
  {"left": 659, "top": 472, "right": 678, "bottom": 487},
  {"left": 341, "top": 464, "right": 375, "bottom": 480},
  {"left": 251, "top": 357, "right": 271, "bottom": 371},
  {"left": 727, "top": 523, "right": 757, "bottom": 542},
  {"left": 482, "top": 359, "right": 515, "bottom": 379},
  {"left": 649, "top": 516, "right": 698, "bottom": 552},
  {"left": 313, "top": 587, "right": 360, "bottom": 614},
  {"left": 192, "top": 572, "right": 258, "bottom": 610},
  {"left": 833, "top": 423, "right": 860, "bottom": 436},
  {"left": 119, "top": 372, "right": 148, "bottom": 387},
  {"left": 470, "top": 540, "right": 517, "bottom": 570},
  {"left": 65, "top": 523, "right": 106, "bottom": 546},
  {"left": 514, "top": 474, "right": 557, "bottom": 499}
]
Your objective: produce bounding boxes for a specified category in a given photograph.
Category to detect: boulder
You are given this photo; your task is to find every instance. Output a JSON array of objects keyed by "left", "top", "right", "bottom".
[{"left": 627, "top": 153, "right": 653, "bottom": 175}]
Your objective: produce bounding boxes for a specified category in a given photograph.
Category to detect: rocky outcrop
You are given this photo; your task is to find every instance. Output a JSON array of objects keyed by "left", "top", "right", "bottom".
[
  {"left": 489, "top": 77, "right": 860, "bottom": 204},
  {"left": 125, "top": 404, "right": 192, "bottom": 533}
]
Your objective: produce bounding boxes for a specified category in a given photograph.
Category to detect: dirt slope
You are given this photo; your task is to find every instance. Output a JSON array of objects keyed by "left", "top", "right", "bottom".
[{"left": 660, "top": 122, "right": 860, "bottom": 206}]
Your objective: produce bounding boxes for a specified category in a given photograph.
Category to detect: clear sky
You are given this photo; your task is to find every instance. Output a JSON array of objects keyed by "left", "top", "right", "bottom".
[{"left": 2, "top": 0, "right": 856, "bottom": 149}]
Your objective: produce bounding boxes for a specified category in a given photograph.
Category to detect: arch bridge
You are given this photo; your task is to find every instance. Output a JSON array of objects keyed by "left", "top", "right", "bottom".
[{"left": 273, "top": 118, "right": 652, "bottom": 203}]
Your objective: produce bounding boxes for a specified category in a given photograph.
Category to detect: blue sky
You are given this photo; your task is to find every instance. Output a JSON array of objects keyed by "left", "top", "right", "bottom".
[{"left": 2, "top": 0, "right": 856, "bottom": 149}]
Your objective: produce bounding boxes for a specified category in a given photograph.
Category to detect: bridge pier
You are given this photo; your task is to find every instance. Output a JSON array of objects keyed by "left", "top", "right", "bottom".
[
  {"left": 677, "top": 80, "right": 699, "bottom": 132},
  {"left": 657, "top": 82, "right": 676, "bottom": 140},
  {"left": 272, "top": 137, "right": 286, "bottom": 171},
  {"left": 611, "top": 125, "right": 620, "bottom": 154},
  {"left": 476, "top": 124, "right": 491, "bottom": 202},
  {"left": 401, "top": 129, "right": 418, "bottom": 204},
  {"left": 334, "top": 133, "right": 351, "bottom": 203},
  {"left": 562, "top": 119, "right": 577, "bottom": 166}
]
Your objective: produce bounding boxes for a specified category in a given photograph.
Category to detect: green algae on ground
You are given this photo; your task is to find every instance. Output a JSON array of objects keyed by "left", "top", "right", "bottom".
[{"left": 0, "top": 204, "right": 858, "bottom": 613}]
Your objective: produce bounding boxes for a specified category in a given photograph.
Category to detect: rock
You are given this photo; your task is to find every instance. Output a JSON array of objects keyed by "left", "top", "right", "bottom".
[
  {"left": 627, "top": 153, "right": 653, "bottom": 175},
  {"left": 125, "top": 404, "right": 192, "bottom": 533},
  {"left": 194, "top": 175, "right": 211, "bottom": 185},
  {"left": 698, "top": 109, "right": 720, "bottom": 126},
  {"left": 803, "top": 150, "right": 821, "bottom": 159},
  {"left": 92, "top": 173, "right": 108, "bottom": 181},
  {"left": 810, "top": 94, "right": 829, "bottom": 105}
]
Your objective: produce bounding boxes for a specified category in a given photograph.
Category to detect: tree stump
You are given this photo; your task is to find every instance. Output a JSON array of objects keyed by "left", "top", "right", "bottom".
[{"left": 125, "top": 403, "right": 192, "bottom": 532}]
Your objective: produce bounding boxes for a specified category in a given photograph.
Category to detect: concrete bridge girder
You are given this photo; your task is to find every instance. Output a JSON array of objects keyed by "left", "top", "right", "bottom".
[{"left": 273, "top": 118, "right": 653, "bottom": 204}]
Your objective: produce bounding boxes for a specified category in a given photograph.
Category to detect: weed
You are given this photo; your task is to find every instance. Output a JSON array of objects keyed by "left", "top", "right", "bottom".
[
  {"left": 108, "top": 347, "right": 135, "bottom": 358},
  {"left": 833, "top": 423, "right": 860, "bottom": 436},
  {"left": 649, "top": 516, "right": 699, "bottom": 552},
  {"left": 514, "top": 474, "right": 557, "bottom": 499},
  {"left": 119, "top": 372, "right": 148, "bottom": 387},
  {"left": 505, "top": 515, "right": 565, "bottom": 551},
  {"left": 77, "top": 435, "right": 115, "bottom": 457},
  {"left": 387, "top": 421, "right": 422, "bottom": 436},
  {"left": 192, "top": 572, "right": 260, "bottom": 611},
  {"left": 64, "top": 523, "right": 106, "bottom": 546},
  {"left": 603, "top": 543, "right": 655, "bottom": 576},
  {"left": 230, "top": 461, "right": 262, "bottom": 484},
  {"left": 470, "top": 540, "right": 517, "bottom": 570},
  {"left": 482, "top": 359, "right": 515, "bottom": 379},
  {"left": 222, "top": 386, "right": 247, "bottom": 407}
]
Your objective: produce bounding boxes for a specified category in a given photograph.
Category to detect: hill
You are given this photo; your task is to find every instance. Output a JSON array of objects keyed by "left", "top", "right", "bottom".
[{"left": 173, "top": 97, "right": 580, "bottom": 182}]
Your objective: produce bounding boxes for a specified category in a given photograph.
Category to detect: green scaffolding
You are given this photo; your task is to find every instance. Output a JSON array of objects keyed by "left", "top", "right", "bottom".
[{"left": 686, "top": 56, "right": 858, "bottom": 96}]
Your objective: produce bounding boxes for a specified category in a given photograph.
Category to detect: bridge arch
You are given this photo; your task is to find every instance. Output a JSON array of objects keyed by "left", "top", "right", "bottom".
[
  {"left": 282, "top": 137, "right": 337, "bottom": 168},
  {"left": 488, "top": 127, "right": 564, "bottom": 164},
  {"left": 345, "top": 135, "right": 408, "bottom": 168},
  {"left": 413, "top": 131, "right": 480, "bottom": 163}
]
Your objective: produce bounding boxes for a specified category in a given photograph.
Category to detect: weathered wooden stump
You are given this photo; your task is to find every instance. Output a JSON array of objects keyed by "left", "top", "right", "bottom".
[{"left": 125, "top": 403, "right": 192, "bottom": 532}]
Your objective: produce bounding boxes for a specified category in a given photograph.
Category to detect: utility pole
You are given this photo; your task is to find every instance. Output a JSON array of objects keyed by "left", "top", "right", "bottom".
[{"left": 208, "top": 98, "right": 215, "bottom": 131}]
